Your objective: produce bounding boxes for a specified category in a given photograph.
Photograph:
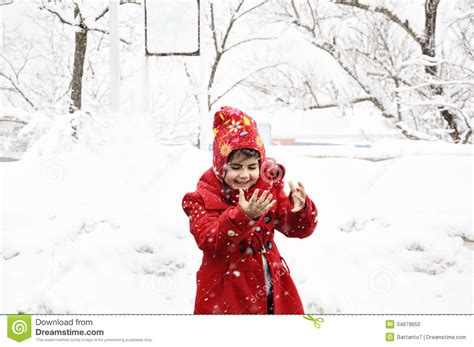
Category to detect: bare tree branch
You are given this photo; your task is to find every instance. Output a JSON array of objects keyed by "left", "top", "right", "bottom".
[
  {"left": 310, "top": 39, "right": 392, "bottom": 116},
  {"left": 221, "top": 0, "right": 245, "bottom": 50},
  {"left": 305, "top": 96, "right": 388, "bottom": 111},
  {"left": 304, "top": 80, "right": 319, "bottom": 106},
  {"left": 223, "top": 37, "right": 275, "bottom": 53},
  {"left": 39, "top": 5, "right": 131, "bottom": 44},
  {"left": 334, "top": 0, "right": 425, "bottom": 46},
  {"left": 39, "top": 6, "right": 74, "bottom": 26},
  {"left": 183, "top": 61, "right": 199, "bottom": 106},
  {"left": 394, "top": 79, "right": 474, "bottom": 93},
  {"left": 209, "top": 3, "right": 220, "bottom": 54},
  {"left": 88, "top": 27, "right": 130, "bottom": 44},
  {"left": 290, "top": 0, "right": 300, "bottom": 21},
  {"left": 94, "top": 0, "right": 139, "bottom": 22},
  {"left": 206, "top": 0, "right": 274, "bottom": 111},
  {"left": 395, "top": 121, "right": 439, "bottom": 141},
  {"left": 210, "top": 63, "right": 282, "bottom": 108},
  {"left": 234, "top": 0, "right": 268, "bottom": 21},
  {"left": 0, "top": 116, "right": 28, "bottom": 126},
  {"left": 306, "top": 0, "right": 317, "bottom": 32},
  {"left": 0, "top": 71, "right": 36, "bottom": 108}
]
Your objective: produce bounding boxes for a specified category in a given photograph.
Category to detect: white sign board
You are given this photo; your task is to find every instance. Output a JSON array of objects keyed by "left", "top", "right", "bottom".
[{"left": 145, "top": 0, "right": 200, "bottom": 56}]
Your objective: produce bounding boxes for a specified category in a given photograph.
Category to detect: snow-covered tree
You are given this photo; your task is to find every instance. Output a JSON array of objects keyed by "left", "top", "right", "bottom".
[
  {"left": 203, "top": 0, "right": 278, "bottom": 111},
  {"left": 257, "top": 0, "right": 472, "bottom": 143},
  {"left": 0, "top": 0, "right": 140, "bottom": 113},
  {"left": 38, "top": 0, "right": 139, "bottom": 113}
]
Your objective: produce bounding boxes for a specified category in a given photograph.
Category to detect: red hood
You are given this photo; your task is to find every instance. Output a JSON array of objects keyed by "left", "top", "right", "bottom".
[{"left": 197, "top": 157, "right": 286, "bottom": 209}]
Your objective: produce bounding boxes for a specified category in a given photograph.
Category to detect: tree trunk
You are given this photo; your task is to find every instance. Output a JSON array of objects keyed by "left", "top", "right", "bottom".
[
  {"left": 69, "top": 4, "right": 88, "bottom": 113},
  {"left": 423, "top": 0, "right": 460, "bottom": 142}
]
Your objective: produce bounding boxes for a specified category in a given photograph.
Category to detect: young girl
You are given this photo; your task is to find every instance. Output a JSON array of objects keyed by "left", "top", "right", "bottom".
[{"left": 182, "top": 106, "right": 318, "bottom": 314}]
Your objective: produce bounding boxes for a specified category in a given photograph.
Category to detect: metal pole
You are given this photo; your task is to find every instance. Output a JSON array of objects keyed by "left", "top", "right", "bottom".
[
  {"left": 199, "top": 0, "right": 207, "bottom": 151},
  {"left": 109, "top": 0, "right": 120, "bottom": 112}
]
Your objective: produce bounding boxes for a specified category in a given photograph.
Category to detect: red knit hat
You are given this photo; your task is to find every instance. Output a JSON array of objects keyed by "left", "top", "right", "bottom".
[{"left": 212, "top": 106, "right": 266, "bottom": 182}]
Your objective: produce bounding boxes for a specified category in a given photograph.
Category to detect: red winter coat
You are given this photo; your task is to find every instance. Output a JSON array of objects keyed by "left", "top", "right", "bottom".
[{"left": 182, "top": 165, "right": 318, "bottom": 314}]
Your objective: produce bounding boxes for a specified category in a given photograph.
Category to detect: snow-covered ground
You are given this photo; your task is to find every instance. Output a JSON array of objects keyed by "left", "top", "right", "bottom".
[{"left": 1, "top": 113, "right": 472, "bottom": 314}]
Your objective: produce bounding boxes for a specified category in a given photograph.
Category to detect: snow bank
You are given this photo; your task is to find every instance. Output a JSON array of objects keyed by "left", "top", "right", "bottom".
[{"left": 1, "top": 124, "right": 472, "bottom": 313}]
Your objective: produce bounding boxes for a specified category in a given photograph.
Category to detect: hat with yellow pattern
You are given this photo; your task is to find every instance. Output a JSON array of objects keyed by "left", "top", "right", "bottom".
[{"left": 212, "top": 106, "right": 265, "bottom": 182}]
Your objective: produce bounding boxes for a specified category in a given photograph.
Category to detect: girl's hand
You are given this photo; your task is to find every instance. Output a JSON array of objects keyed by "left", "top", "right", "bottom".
[
  {"left": 238, "top": 189, "right": 276, "bottom": 220},
  {"left": 289, "top": 180, "right": 307, "bottom": 213}
]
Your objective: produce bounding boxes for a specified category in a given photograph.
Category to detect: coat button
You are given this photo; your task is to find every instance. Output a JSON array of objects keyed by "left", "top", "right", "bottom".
[
  {"left": 266, "top": 241, "right": 273, "bottom": 249},
  {"left": 227, "top": 230, "right": 236, "bottom": 237},
  {"left": 264, "top": 215, "right": 271, "bottom": 223}
]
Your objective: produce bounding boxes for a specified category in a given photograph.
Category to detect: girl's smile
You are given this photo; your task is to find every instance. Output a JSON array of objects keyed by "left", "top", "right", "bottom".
[{"left": 224, "top": 155, "right": 260, "bottom": 191}]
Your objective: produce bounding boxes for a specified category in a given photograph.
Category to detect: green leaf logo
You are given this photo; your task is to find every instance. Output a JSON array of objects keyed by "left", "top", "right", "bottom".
[{"left": 7, "top": 315, "right": 32, "bottom": 342}]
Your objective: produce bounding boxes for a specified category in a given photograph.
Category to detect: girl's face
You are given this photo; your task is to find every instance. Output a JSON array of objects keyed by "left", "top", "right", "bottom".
[{"left": 224, "top": 154, "right": 260, "bottom": 191}]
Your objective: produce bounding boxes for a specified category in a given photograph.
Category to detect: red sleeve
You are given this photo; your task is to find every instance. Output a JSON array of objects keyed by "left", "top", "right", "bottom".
[
  {"left": 274, "top": 185, "right": 319, "bottom": 239},
  {"left": 182, "top": 192, "right": 255, "bottom": 252}
]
